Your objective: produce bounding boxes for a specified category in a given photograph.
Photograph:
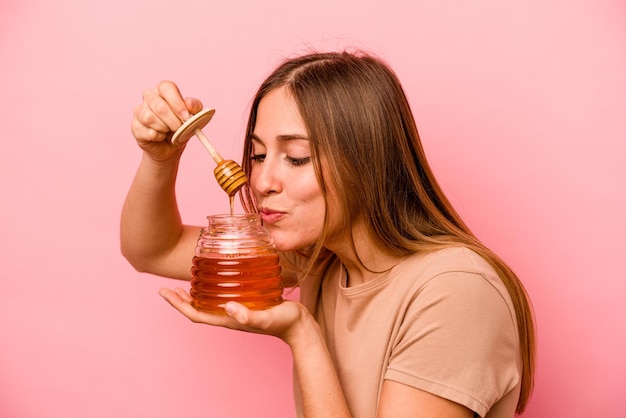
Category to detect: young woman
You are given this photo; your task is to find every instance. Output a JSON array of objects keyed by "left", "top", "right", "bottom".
[{"left": 121, "top": 50, "right": 535, "bottom": 417}]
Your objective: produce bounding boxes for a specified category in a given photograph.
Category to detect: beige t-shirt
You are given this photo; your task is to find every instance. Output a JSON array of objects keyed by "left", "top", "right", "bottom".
[{"left": 290, "top": 247, "right": 521, "bottom": 418}]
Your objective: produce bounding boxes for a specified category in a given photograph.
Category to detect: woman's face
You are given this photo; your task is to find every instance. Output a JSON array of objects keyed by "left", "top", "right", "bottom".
[{"left": 249, "top": 86, "right": 327, "bottom": 252}]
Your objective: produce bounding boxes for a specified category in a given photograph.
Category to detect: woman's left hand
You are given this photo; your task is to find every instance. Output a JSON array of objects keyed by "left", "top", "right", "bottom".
[{"left": 159, "top": 288, "right": 308, "bottom": 344}]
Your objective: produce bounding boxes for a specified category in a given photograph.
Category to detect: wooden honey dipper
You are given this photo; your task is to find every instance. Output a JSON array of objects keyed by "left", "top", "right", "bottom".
[{"left": 171, "top": 109, "right": 248, "bottom": 196}]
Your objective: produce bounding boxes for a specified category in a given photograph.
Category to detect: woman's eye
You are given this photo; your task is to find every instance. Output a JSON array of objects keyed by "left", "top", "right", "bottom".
[
  {"left": 287, "top": 156, "right": 311, "bottom": 166},
  {"left": 251, "top": 154, "right": 310, "bottom": 166}
]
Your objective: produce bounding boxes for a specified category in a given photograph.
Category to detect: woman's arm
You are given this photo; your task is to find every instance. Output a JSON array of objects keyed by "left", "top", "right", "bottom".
[
  {"left": 284, "top": 305, "right": 352, "bottom": 417},
  {"left": 120, "top": 81, "right": 203, "bottom": 280},
  {"left": 158, "top": 290, "right": 352, "bottom": 417},
  {"left": 120, "top": 152, "right": 201, "bottom": 279}
]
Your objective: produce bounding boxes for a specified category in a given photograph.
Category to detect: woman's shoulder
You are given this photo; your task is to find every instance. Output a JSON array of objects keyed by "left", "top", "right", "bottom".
[
  {"left": 399, "top": 246, "right": 500, "bottom": 285},
  {"left": 388, "top": 247, "right": 521, "bottom": 417},
  {"left": 394, "top": 246, "right": 514, "bottom": 313}
]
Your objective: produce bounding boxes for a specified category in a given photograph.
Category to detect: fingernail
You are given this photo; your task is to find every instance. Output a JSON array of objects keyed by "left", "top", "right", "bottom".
[{"left": 181, "top": 110, "right": 191, "bottom": 121}]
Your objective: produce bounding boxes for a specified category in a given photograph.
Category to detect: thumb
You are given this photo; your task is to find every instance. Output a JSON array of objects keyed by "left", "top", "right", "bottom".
[
  {"left": 184, "top": 97, "right": 203, "bottom": 116},
  {"left": 224, "top": 301, "right": 251, "bottom": 325}
]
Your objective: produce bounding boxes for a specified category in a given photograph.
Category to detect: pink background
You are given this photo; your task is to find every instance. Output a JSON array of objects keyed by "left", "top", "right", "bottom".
[{"left": 1, "top": 0, "right": 625, "bottom": 417}]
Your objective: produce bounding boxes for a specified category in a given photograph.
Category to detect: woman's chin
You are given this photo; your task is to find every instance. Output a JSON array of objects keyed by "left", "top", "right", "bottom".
[{"left": 272, "top": 239, "right": 314, "bottom": 253}]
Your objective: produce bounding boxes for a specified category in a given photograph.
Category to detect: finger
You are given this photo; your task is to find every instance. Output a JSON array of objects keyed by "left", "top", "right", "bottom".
[
  {"left": 224, "top": 302, "right": 279, "bottom": 334},
  {"left": 159, "top": 288, "right": 209, "bottom": 322},
  {"left": 184, "top": 97, "right": 203, "bottom": 115},
  {"left": 224, "top": 301, "right": 251, "bottom": 324},
  {"left": 159, "top": 288, "right": 187, "bottom": 308},
  {"left": 146, "top": 94, "right": 185, "bottom": 133},
  {"left": 133, "top": 104, "right": 170, "bottom": 139},
  {"left": 159, "top": 288, "right": 239, "bottom": 328},
  {"left": 158, "top": 80, "right": 193, "bottom": 122},
  {"left": 131, "top": 118, "right": 165, "bottom": 144},
  {"left": 172, "top": 287, "right": 193, "bottom": 303}
]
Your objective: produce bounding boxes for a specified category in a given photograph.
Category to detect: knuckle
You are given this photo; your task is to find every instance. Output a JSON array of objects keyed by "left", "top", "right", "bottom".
[
  {"left": 145, "top": 128, "right": 160, "bottom": 141},
  {"left": 152, "top": 99, "right": 170, "bottom": 117},
  {"left": 138, "top": 106, "right": 157, "bottom": 125}
]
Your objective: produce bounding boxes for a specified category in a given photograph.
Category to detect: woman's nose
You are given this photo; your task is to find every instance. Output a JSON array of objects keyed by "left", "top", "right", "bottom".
[{"left": 251, "top": 160, "right": 282, "bottom": 195}]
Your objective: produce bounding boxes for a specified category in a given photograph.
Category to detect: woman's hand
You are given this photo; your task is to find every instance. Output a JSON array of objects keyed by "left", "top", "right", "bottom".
[
  {"left": 159, "top": 288, "right": 309, "bottom": 344},
  {"left": 131, "top": 80, "right": 203, "bottom": 162}
]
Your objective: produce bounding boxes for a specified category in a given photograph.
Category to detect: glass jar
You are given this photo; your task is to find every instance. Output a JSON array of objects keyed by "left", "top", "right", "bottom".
[{"left": 190, "top": 214, "right": 283, "bottom": 314}]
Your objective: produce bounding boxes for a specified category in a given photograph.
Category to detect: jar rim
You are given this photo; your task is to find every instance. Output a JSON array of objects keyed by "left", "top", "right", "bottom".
[
  {"left": 207, "top": 213, "right": 259, "bottom": 220},
  {"left": 206, "top": 213, "right": 263, "bottom": 229}
]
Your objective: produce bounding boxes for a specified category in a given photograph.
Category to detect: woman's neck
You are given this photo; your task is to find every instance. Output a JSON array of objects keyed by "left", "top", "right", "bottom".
[{"left": 326, "top": 225, "right": 405, "bottom": 287}]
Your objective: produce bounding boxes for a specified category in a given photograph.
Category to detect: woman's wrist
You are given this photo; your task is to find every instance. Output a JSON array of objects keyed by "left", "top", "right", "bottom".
[
  {"left": 141, "top": 145, "right": 183, "bottom": 166},
  {"left": 283, "top": 304, "right": 323, "bottom": 351},
  {"left": 284, "top": 304, "right": 351, "bottom": 417}
]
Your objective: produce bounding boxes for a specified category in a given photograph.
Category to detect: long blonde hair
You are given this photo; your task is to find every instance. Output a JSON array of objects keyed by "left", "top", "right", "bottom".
[{"left": 240, "top": 50, "right": 535, "bottom": 413}]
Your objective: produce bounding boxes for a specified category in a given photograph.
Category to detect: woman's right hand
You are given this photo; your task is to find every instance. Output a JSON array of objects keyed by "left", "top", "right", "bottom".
[{"left": 131, "top": 80, "right": 204, "bottom": 162}]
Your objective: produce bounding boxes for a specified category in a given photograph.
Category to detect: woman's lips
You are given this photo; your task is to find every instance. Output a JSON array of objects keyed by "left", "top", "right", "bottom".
[{"left": 259, "top": 209, "right": 286, "bottom": 224}]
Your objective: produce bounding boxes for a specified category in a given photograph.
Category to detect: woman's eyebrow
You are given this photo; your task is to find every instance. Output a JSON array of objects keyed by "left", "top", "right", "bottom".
[
  {"left": 250, "top": 133, "right": 309, "bottom": 143},
  {"left": 277, "top": 134, "right": 309, "bottom": 142}
]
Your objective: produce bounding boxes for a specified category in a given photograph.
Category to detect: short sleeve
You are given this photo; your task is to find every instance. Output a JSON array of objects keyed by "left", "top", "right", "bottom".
[{"left": 384, "top": 270, "right": 520, "bottom": 417}]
